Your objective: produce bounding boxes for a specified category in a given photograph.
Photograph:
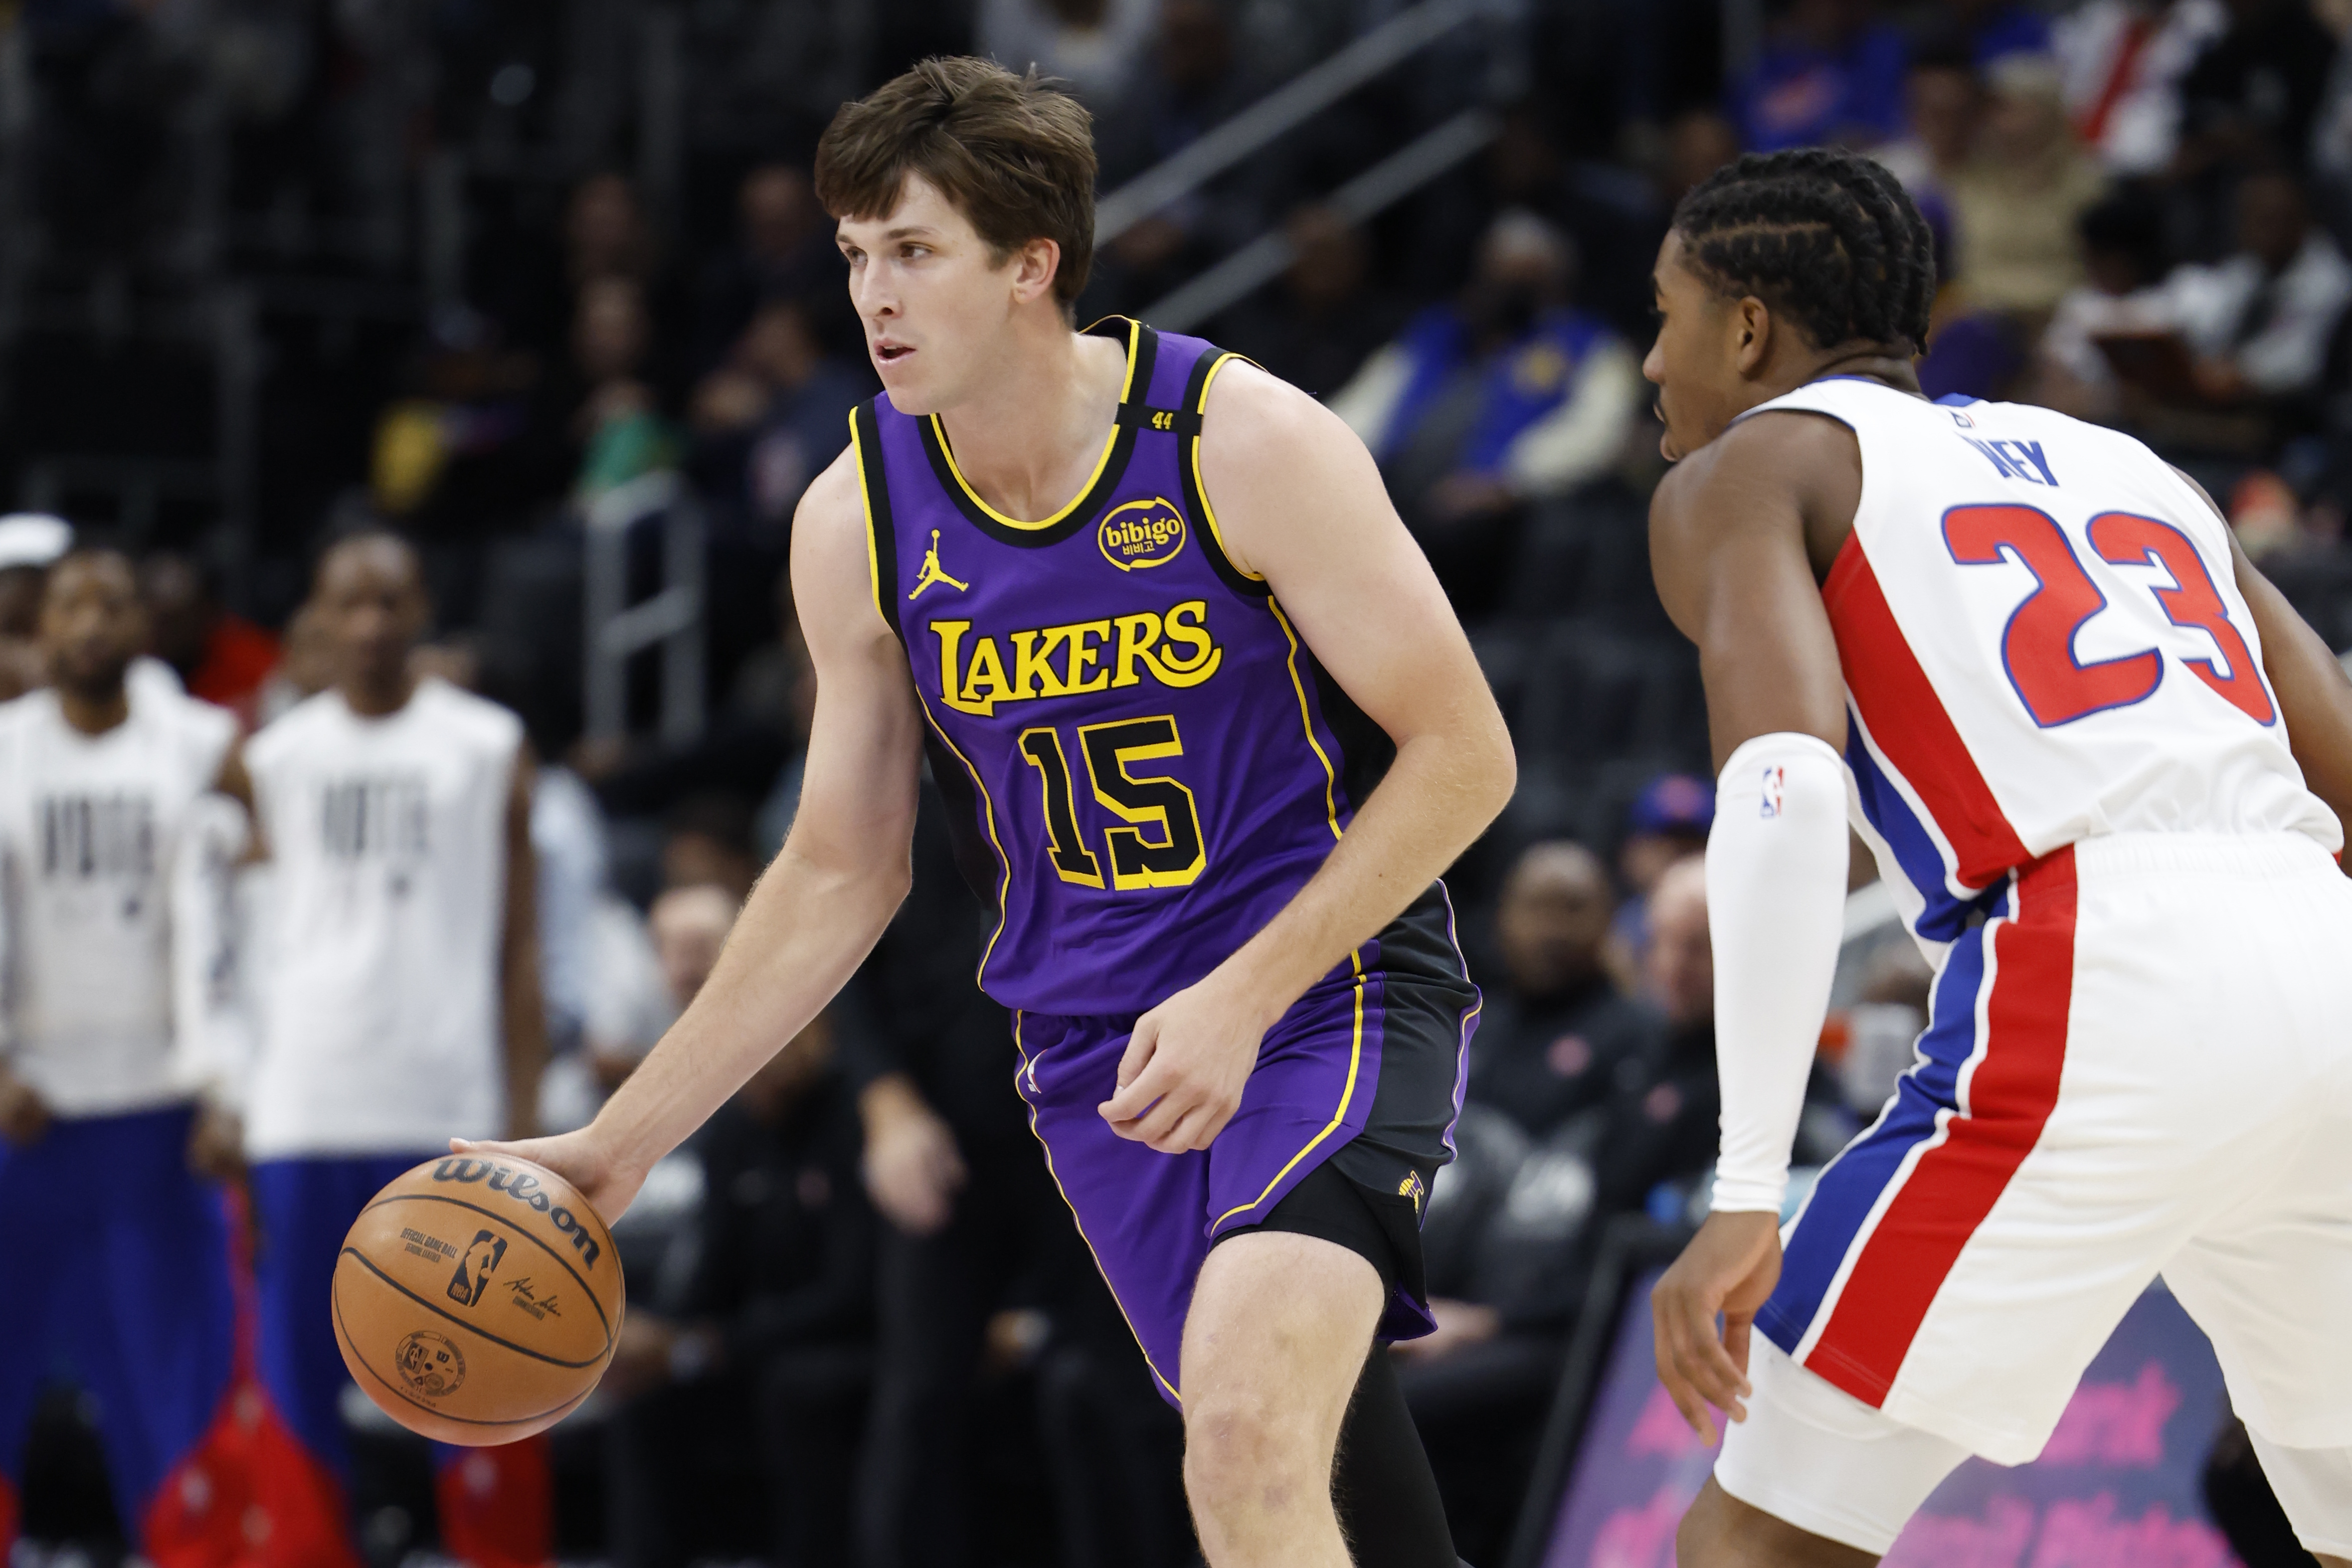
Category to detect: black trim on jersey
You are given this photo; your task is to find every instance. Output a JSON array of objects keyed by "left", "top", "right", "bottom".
[
  {"left": 1114, "top": 401, "right": 1204, "bottom": 436},
  {"left": 916, "top": 319, "right": 1158, "bottom": 550},
  {"left": 1306, "top": 644, "right": 1396, "bottom": 815},
  {"left": 921, "top": 732, "right": 1007, "bottom": 912},
  {"left": 1178, "top": 348, "right": 1275, "bottom": 600},
  {"left": 854, "top": 402, "right": 905, "bottom": 644},
  {"left": 1326, "top": 881, "right": 1480, "bottom": 1192}
]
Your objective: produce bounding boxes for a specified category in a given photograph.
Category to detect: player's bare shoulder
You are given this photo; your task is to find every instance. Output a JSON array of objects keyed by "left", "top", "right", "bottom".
[
  {"left": 791, "top": 443, "right": 896, "bottom": 658},
  {"left": 1194, "top": 354, "right": 1396, "bottom": 581},
  {"left": 1651, "top": 407, "right": 1863, "bottom": 584}
]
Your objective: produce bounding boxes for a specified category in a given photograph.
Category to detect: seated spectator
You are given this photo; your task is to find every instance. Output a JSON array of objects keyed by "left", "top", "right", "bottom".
[
  {"left": 138, "top": 552, "right": 279, "bottom": 726},
  {"left": 1213, "top": 205, "right": 1402, "bottom": 401},
  {"left": 663, "top": 791, "right": 761, "bottom": 903},
  {"left": 1329, "top": 211, "right": 1640, "bottom": 608},
  {"left": 2053, "top": 0, "right": 2229, "bottom": 178},
  {"left": 1949, "top": 0, "right": 2053, "bottom": 65},
  {"left": 573, "top": 275, "right": 678, "bottom": 502},
  {"left": 2030, "top": 187, "right": 2177, "bottom": 420},
  {"left": 2161, "top": 168, "right": 2352, "bottom": 409},
  {"left": 566, "top": 173, "right": 687, "bottom": 372},
  {"left": 2175, "top": 0, "right": 2337, "bottom": 173},
  {"left": 1873, "top": 39, "right": 1984, "bottom": 243},
  {"left": 602, "top": 1008, "right": 874, "bottom": 1568},
  {"left": 692, "top": 164, "right": 850, "bottom": 374},
  {"left": 1946, "top": 53, "right": 2108, "bottom": 316},
  {"left": 366, "top": 308, "right": 561, "bottom": 541},
  {"left": 689, "top": 296, "right": 867, "bottom": 537},
  {"left": 1602, "top": 772, "right": 1711, "bottom": 993},
  {"left": 1733, "top": 0, "right": 1910, "bottom": 152},
  {"left": 1090, "top": 0, "right": 1270, "bottom": 301},
  {"left": 1466, "top": 841, "right": 1658, "bottom": 1140},
  {"left": 977, "top": 0, "right": 1156, "bottom": 108}
]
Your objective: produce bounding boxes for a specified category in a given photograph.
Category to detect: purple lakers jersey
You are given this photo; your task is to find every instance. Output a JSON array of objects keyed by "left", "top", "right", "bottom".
[{"left": 852, "top": 318, "right": 1397, "bottom": 1017}]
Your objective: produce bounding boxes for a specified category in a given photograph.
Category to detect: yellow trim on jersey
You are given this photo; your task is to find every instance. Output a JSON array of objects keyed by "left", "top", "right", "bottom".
[
  {"left": 1267, "top": 598, "right": 1344, "bottom": 844},
  {"left": 1010, "top": 1010, "right": 1185, "bottom": 1404},
  {"left": 927, "top": 318, "right": 1141, "bottom": 531},
  {"left": 849, "top": 411, "right": 892, "bottom": 635},
  {"left": 911, "top": 688, "right": 1012, "bottom": 988},
  {"left": 1189, "top": 352, "right": 1266, "bottom": 582},
  {"left": 1209, "top": 951, "right": 1366, "bottom": 1230}
]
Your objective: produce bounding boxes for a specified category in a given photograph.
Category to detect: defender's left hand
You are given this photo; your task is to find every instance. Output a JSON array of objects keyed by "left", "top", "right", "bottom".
[{"left": 1098, "top": 977, "right": 1272, "bottom": 1153}]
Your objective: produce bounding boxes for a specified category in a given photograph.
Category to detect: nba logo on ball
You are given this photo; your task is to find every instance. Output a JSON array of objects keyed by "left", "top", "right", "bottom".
[
  {"left": 1098, "top": 498, "right": 1186, "bottom": 570},
  {"left": 447, "top": 1231, "right": 506, "bottom": 1306},
  {"left": 333, "top": 1155, "right": 623, "bottom": 1444}
]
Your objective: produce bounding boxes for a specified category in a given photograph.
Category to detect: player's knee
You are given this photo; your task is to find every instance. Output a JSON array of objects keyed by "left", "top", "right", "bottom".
[
  {"left": 1675, "top": 1486, "right": 1738, "bottom": 1568},
  {"left": 1181, "top": 1392, "right": 1316, "bottom": 1521}
]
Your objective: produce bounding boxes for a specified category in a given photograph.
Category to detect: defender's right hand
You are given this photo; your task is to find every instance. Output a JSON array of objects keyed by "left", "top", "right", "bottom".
[
  {"left": 1651, "top": 1208, "right": 1783, "bottom": 1446},
  {"left": 451, "top": 1128, "right": 645, "bottom": 1223},
  {"left": 0, "top": 1068, "right": 49, "bottom": 1147}
]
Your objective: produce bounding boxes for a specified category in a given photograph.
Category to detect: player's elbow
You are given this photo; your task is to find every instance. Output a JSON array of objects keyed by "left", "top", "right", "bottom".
[
  {"left": 1481, "top": 728, "right": 1519, "bottom": 822},
  {"left": 1456, "top": 713, "right": 1518, "bottom": 828}
]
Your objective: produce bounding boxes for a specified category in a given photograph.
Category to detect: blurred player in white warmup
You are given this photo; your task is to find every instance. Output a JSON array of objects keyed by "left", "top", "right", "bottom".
[
  {"left": 1642, "top": 149, "right": 2352, "bottom": 1564},
  {"left": 236, "top": 531, "right": 549, "bottom": 1568},
  {"left": 0, "top": 549, "right": 253, "bottom": 1564}
]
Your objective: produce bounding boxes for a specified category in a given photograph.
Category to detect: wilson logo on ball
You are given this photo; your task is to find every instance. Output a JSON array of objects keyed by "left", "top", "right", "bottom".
[
  {"left": 394, "top": 1331, "right": 466, "bottom": 1398},
  {"left": 431, "top": 1158, "right": 603, "bottom": 1268}
]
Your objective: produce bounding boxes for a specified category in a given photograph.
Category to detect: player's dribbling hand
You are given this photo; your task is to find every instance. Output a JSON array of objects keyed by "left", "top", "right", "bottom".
[
  {"left": 450, "top": 1128, "right": 646, "bottom": 1223},
  {"left": 1651, "top": 1209, "right": 1783, "bottom": 1447},
  {"left": 0, "top": 1067, "right": 49, "bottom": 1147},
  {"left": 1098, "top": 976, "right": 1271, "bottom": 1153}
]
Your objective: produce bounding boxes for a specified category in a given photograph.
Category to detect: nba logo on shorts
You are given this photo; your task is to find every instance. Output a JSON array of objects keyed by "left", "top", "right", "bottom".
[
  {"left": 447, "top": 1230, "right": 507, "bottom": 1307},
  {"left": 1760, "top": 765, "right": 1786, "bottom": 819}
]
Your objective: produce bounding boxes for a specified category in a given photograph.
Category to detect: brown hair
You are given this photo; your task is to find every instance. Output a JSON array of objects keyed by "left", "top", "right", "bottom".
[{"left": 815, "top": 57, "right": 1097, "bottom": 308}]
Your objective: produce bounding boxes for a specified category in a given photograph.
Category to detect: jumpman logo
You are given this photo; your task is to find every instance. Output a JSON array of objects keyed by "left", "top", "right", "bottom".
[{"left": 908, "top": 530, "right": 970, "bottom": 600}]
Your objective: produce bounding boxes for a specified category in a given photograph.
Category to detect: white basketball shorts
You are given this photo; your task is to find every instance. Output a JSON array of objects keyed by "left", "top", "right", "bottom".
[{"left": 1720, "top": 831, "right": 2352, "bottom": 1552}]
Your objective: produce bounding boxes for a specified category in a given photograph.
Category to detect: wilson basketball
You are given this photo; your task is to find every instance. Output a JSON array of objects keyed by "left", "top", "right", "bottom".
[{"left": 333, "top": 1154, "right": 624, "bottom": 1445}]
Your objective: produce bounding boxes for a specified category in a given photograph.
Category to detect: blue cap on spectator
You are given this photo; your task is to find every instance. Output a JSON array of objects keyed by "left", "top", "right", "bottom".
[{"left": 1628, "top": 772, "right": 1713, "bottom": 837}]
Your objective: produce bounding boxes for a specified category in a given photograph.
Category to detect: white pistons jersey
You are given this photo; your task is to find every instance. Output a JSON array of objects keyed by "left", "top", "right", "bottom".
[
  {"left": 0, "top": 685, "right": 237, "bottom": 1115},
  {"left": 242, "top": 678, "right": 521, "bottom": 1159},
  {"left": 1748, "top": 377, "right": 2340, "bottom": 954}
]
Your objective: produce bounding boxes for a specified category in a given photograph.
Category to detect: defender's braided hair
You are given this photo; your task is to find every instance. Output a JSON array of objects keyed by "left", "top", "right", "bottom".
[{"left": 1670, "top": 147, "right": 1936, "bottom": 356}]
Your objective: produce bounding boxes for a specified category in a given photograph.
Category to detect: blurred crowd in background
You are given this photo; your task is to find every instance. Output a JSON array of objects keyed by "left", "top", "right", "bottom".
[{"left": 6, "top": 0, "right": 2352, "bottom": 1564}]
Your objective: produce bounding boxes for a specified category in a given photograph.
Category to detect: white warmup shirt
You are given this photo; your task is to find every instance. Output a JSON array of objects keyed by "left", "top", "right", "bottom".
[
  {"left": 242, "top": 678, "right": 522, "bottom": 1159},
  {"left": 0, "top": 685, "right": 237, "bottom": 1115}
]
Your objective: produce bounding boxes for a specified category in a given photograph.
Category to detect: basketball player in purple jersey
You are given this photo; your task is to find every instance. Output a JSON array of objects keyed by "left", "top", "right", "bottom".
[{"left": 463, "top": 58, "right": 1512, "bottom": 1568}]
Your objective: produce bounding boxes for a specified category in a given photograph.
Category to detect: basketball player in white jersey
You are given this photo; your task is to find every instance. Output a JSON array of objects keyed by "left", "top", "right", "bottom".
[
  {"left": 1638, "top": 148, "right": 2352, "bottom": 1565},
  {"left": 240, "top": 531, "right": 551, "bottom": 1568},
  {"left": 0, "top": 549, "right": 256, "bottom": 1563}
]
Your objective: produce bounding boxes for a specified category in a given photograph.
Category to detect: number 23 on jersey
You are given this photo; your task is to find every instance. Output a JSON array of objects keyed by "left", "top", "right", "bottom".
[{"left": 1944, "top": 502, "right": 2277, "bottom": 730}]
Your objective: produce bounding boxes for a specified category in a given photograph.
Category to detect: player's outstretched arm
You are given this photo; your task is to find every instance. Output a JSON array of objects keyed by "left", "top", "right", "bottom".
[
  {"left": 1097, "top": 361, "right": 1516, "bottom": 1153},
  {"left": 1645, "top": 413, "right": 1856, "bottom": 1444},
  {"left": 458, "top": 450, "right": 928, "bottom": 1219}
]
